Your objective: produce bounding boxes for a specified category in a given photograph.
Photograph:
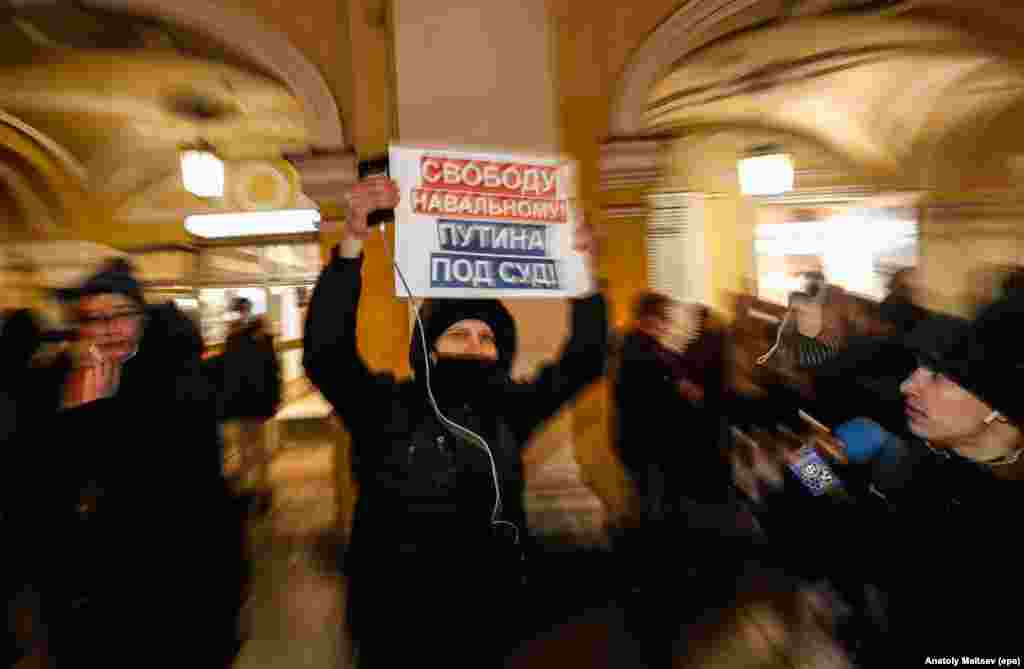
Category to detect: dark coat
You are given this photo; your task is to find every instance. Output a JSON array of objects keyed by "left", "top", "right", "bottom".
[
  {"left": 614, "top": 328, "right": 730, "bottom": 506},
  {"left": 756, "top": 434, "right": 1024, "bottom": 663},
  {"left": 302, "top": 250, "right": 608, "bottom": 663},
  {"left": 8, "top": 302, "right": 262, "bottom": 664},
  {"left": 211, "top": 316, "right": 281, "bottom": 420}
]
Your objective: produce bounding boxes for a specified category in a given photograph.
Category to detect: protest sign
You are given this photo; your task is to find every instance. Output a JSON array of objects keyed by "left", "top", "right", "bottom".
[{"left": 389, "top": 145, "right": 585, "bottom": 298}]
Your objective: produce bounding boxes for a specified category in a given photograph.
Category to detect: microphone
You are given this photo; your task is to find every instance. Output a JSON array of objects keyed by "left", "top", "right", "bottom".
[
  {"left": 833, "top": 418, "right": 916, "bottom": 500},
  {"left": 833, "top": 418, "right": 893, "bottom": 464}
]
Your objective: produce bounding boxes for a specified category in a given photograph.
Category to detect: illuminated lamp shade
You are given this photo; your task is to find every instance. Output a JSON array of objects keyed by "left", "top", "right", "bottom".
[
  {"left": 181, "top": 150, "right": 225, "bottom": 198},
  {"left": 185, "top": 209, "right": 321, "bottom": 239},
  {"left": 738, "top": 152, "right": 794, "bottom": 196}
]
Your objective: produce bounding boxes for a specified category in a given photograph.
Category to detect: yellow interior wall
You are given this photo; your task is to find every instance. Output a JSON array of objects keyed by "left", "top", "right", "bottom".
[
  {"left": 552, "top": 0, "right": 683, "bottom": 525},
  {"left": 703, "top": 196, "right": 756, "bottom": 320}
]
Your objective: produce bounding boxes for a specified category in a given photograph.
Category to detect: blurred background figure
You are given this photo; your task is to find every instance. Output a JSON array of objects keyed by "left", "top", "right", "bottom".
[
  {"left": 878, "top": 268, "right": 928, "bottom": 338},
  {"left": 614, "top": 292, "right": 742, "bottom": 669},
  {"left": 219, "top": 296, "right": 281, "bottom": 513}
]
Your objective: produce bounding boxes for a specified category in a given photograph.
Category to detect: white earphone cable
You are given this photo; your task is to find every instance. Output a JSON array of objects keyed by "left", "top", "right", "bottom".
[{"left": 378, "top": 225, "right": 518, "bottom": 543}]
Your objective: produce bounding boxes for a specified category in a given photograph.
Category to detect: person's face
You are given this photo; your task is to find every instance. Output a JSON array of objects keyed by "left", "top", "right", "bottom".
[
  {"left": 77, "top": 293, "right": 144, "bottom": 363},
  {"left": 434, "top": 319, "right": 498, "bottom": 360},
  {"left": 639, "top": 303, "right": 680, "bottom": 344},
  {"left": 662, "top": 303, "right": 696, "bottom": 352},
  {"left": 901, "top": 365, "right": 992, "bottom": 443}
]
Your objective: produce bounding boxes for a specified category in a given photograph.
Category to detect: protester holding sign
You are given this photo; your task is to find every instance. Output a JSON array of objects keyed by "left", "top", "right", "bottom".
[{"left": 303, "top": 173, "right": 607, "bottom": 666}]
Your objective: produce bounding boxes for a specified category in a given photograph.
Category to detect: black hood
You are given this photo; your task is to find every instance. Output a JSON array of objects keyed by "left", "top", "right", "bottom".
[{"left": 408, "top": 298, "right": 517, "bottom": 381}]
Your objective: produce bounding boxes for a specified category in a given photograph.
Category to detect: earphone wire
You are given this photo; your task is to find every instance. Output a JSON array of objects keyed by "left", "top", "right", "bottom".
[
  {"left": 757, "top": 309, "right": 792, "bottom": 366},
  {"left": 377, "top": 225, "right": 519, "bottom": 544}
]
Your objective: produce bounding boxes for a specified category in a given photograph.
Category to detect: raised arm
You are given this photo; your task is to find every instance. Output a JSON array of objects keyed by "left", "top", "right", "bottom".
[
  {"left": 302, "top": 176, "right": 401, "bottom": 437},
  {"left": 504, "top": 221, "right": 609, "bottom": 441}
]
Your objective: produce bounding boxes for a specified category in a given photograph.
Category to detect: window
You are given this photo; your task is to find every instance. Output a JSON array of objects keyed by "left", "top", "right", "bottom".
[
  {"left": 195, "top": 241, "right": 319, "bottom": 346},
  {"left": 754, "top": 203, "right": 918, "bottom": 305},
  {"left": 646, "top": 192, "right": 708, "bottom": 303}
]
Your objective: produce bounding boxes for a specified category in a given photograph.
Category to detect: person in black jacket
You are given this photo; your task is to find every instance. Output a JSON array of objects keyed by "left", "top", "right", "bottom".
[
  {"left": 302, "top": 175, "right": 607, "bottom": 667},
  {"left": 216, "top": 296, "right": 281, "bottom": 505},
  {"left": 615, "top": 294, "right": 731, "bottom": 521},
  {"left": 8, "top": 259, "right": 274, "bottom": 666}
]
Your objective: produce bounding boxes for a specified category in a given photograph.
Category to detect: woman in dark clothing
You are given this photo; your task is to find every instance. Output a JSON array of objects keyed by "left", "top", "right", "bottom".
[
  {"left": 9, "top": 260, "right": 276, "bottom": 666},
  {"left": 303, "top": 176, "right": 607, "bottom": 667}
]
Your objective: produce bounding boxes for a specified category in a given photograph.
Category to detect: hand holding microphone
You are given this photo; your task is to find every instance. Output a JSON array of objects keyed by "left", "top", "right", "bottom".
[
  {"left": 832, "top": 418, "right": 894, "bottom": 465},
  {"left": 731, "top": 427, "right": 785, "bottom": 503}
]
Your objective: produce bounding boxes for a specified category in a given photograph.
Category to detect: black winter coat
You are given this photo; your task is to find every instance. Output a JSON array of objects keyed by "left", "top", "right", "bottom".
[
  {"left": 302, "top": 251, "right": 608, "bottom": 663},
  {"left": 614, "top": 330, "right": 730, "bottom": 505},
  {"left": 757, "top": 436, "right": 1024, "bottom": 664},
  {"left": 8, "top": 302, "right": 271, "bottom": 664}
]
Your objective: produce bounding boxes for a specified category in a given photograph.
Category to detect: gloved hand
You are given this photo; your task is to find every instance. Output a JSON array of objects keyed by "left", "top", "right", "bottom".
[{"left": 833, "top": 418, "right": 893, "bottom": 464}]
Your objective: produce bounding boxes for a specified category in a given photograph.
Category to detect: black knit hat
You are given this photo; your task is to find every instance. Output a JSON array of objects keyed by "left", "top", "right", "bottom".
[
  {"left": 905, "top": 297, "right": 1024, "bottom": 426},
  {"left": 56, "top": 258, "right": 145, "bottom": 307},
  {"left": 409, "top": 298, "right": 517, "bottom": 376}
]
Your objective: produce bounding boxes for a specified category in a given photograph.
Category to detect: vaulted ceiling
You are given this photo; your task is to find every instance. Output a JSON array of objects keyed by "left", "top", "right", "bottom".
[
  {"left": 0, "top": 1, "right": 327, "bottom": 240},
  {"left": 641, "top": 0, "right": 1024, "bottom": 187}
]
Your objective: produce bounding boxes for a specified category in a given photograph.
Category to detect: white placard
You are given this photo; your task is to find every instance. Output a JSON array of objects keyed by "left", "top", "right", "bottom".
[{"left": 389, "top": 145, "right": 584, "bottom": 298}]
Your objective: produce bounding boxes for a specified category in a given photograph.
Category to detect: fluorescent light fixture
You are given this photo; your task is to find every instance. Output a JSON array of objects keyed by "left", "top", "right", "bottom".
[
  {"left": 185, "top": 209, "right": 321, "bottom": 238},
  {"left": 181, "top": 150, "right": 225, "bottom": 198},
  {"left": 738, "top": 153, "right": 794, "bottom": 196}
]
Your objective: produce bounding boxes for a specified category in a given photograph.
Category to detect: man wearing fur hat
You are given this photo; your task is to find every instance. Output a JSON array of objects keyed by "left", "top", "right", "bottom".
[{"left": 303, "top": 175, "right": 607, "bottom": 666}]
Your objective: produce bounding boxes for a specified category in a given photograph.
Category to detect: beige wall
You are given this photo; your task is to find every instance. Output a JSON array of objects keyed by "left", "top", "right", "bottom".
[
  {"left": 393, "top": 0, "right": 559, "bottom": 153},
  {"left": 918, "top": 205, "right": 1024, "bottom": 316},
  {"left": 392, "top": 0, "right": 569, "bottom": 448}
]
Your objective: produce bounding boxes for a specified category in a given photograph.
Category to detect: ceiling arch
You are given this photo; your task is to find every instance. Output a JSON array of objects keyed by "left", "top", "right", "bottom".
[
  {"left": 610, "top": 0, "right": 775, "bottom": 137},
  {"left": 0, "top": 112, "right": 95, "bottom": 231},
  {"left": 25, "top": 0, "right": 345, "bottom": 150},
  {"left": 0, "top": 109, "right": 87, "bottom": 185},
  {"left": 618, "top": 3, "right": 1024, "bottom": 185}
]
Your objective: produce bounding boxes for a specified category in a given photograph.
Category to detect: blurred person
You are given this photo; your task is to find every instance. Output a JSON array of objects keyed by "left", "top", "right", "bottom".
[
  {"left": 614, "top": 295, "right": 751, "bottom": 669},
  {"left": 809, "top": 270, "right": 933, "bottom": 436},
  {"left": 878, "top": 267, "right": 927, "bottom": 337},
  {"left": 1, "top": 308, "right": 44, "bottom": 665},
  {"left": 214, "top": 296, "right": 281, "bottom": 505},
  {"left": 733, "top": 291, "right": 1024, "bottom": 663},
  {"left": 752, "top": 273, "right": 876, "bottom": 433},
  {"left": 8, "top": 259, "right": 274, "bottom": 666},
  {"left": 615, "top": 295, "right": 732, "bottom": 526},
  {"left": 677, "top": 574, "right": 853, "bottom": 669},
  {"left": 302, "top": 176, "right": 607, "bottom": 667},
  {"left": 0, "top": 309, "right": 46, "bottom": 447}
]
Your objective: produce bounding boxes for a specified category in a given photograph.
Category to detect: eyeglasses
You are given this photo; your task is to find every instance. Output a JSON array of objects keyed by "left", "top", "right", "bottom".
[{"left": 76, "top": 310, "right": 144, "bottom": 326}]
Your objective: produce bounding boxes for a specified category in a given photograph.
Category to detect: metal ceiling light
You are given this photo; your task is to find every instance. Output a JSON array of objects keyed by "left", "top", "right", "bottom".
[
  {"left": 185, "top": 209, "right": 321, "bottom": 239},
  {"left": 738, "top": 145, "right": 794, "bottom": 196},
  {"left": 180, "top": 148, "right": 225, "bottom": 198}
]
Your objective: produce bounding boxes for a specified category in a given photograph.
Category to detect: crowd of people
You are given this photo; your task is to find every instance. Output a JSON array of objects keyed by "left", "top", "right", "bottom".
[{"left": 3, "top": 172, "right": 1022, "bottom": 667}]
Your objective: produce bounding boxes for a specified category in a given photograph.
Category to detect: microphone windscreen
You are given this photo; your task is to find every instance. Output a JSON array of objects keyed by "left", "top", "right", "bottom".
[{"left": 834, "top": 418, "right": 891, "bottom": 464}]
